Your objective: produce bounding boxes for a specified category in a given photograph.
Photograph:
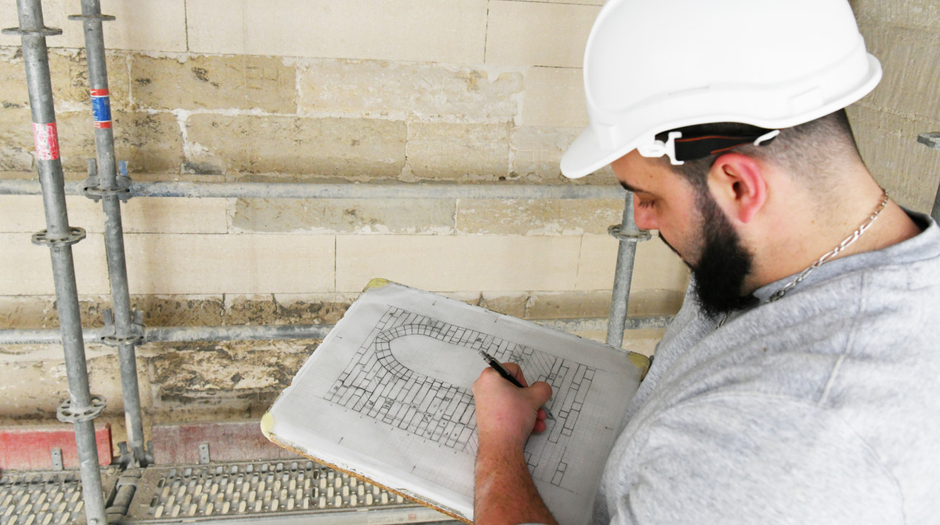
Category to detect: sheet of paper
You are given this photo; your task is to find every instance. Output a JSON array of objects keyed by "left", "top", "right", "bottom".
[{"left": 266, "top": 282, "right": 642, "bottom": 524}]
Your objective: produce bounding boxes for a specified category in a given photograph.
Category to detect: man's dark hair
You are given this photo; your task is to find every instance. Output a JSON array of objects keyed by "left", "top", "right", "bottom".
[{"left": 659, "top": 109, "right": 863, "bottom": 193}]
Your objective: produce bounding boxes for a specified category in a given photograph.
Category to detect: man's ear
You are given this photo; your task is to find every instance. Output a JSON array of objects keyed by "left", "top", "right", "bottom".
[{"left": 707, "top": 152, "right": 767, "bottom": 224}]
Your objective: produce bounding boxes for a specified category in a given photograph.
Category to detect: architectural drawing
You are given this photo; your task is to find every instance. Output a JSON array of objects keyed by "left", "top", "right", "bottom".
[{"left": 323, "top": 306, "right": 596, "bottom": 488}]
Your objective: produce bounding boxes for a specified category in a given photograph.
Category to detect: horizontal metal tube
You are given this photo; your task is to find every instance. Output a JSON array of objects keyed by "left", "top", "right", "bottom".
[
  {"left": 0, "top": 316, "right": 672, "bottom": 345},
  {"left": 0, "top": 180, "right": 624, "bottom": 200}
]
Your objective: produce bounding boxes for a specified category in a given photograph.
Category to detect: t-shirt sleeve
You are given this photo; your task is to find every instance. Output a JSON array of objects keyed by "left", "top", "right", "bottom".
[{"left": 607, "top": 393, "right": 903, "bottom": 525}]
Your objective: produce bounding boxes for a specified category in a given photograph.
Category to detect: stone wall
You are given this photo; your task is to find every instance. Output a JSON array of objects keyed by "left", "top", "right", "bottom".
[{"left": 0, "top": 0, "right": 937, "bottom": 449}]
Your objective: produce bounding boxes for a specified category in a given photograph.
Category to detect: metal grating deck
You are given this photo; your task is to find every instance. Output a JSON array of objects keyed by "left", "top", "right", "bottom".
[
  {"left": 0, "top": 469, "right": 119, "bottom": 525},
  {"left": 2, "top": 461, "right": 459, "bottom": 525}
]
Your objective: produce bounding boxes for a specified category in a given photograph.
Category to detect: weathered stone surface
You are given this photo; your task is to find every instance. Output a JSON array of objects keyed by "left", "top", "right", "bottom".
[
  {"left": 406, "top": 122, "right": 510, "bottom": 180},
  {"left": 456, "top": 198, "right": 622, "bottom": 235},
  {"left": 0, "top": 108, "right": 32, "bottom": 171},
  {"left": 132, "top": 54, "right": 296, "bottom": 113},
  {"left": 47, "top": 50, "right": 131, "bottom": 112},
  {"left": 230, "top": 198, "right": 455, "bottom": 234},
  {"left": 225, "top": 294, "right": 352, "bottom": 325},
  {"left": 299, "top": 59, "right": 522, "bottom": 122},
  {"left": 54, "top": 110, "right": 184, "bottom": 173},
  {"left": 522, "top": 68, "right": 587, "bottom": 128},
  {"left": 185, "top": 114, "right": 406, "bottom": 177},
  {"left": 0, "top": 47, "right": 28, "bottom": 111},
  {"left": 146, "top": 341, "right": 315, "bottom": 408},
  {"left": 525, "top": 289, "right": 688, "bottom": 320},
  {"left": 478, "top": 292, "right": 528, "bottom": 318},
  {"left": 858, "top": 24, "right": 940, "bottom": 120},
  {"left": 511, "top": 126, "right": 617, "bottom": 182},
  {"left": 852, "top": 0, "right": 940, "bottom": 30},
  {"left": 0, "top": 353, "right": 130, "bottom": 418},
  {"left": 526, "top": 291, "right": 612, "bottom": 319},
  {"left": 846, "top": 104, "right": 940, "bottom": 212}
]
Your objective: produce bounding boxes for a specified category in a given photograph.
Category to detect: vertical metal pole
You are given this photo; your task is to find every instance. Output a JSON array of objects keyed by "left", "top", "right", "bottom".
[
  {"left": 3, "top": 1, "right": 107, "bottom": 523},
  {"left": 606, "top": 191, "right": 651, "bottom": 349},
  {"left": 72, "top": 0, "right": 148, "bottom": 466}
]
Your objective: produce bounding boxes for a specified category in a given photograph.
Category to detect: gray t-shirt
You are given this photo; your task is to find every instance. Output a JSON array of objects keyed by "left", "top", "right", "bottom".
[{"left": 595, "top": 212, "right": 940, "bottom": 524}]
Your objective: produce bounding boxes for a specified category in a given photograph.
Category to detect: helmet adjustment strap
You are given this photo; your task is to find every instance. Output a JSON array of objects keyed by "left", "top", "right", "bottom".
[{"left": 639, "top": 129, "right": 781, "bottom": 165}]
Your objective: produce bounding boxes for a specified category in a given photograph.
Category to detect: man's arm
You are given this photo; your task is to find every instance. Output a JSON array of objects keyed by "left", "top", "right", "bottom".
[{"left": 472, "top": 362, "right": 557, "bottom": 525}]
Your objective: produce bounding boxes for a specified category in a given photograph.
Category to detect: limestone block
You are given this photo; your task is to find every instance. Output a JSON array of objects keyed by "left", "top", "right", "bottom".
[
  {"left": 846, "top": 104, "right": 940, "bottom": 212},
  {"left": 0, "top": 48, "right": 28, "bottom": 110},
  {"left": 526, "top": 290, "right": 612, "bottom": 319},
  {"left": 0, "top": 353, "right": 129, "bottom": 418},
  {"left": 486, "top": 1, "right": 600, "bottom": 67},
  {"left": 456, "top": 198, "right": 622, "bottom": 236},
  {"left": 335, "top": 235, "right": 583, "bottom": 292},
  {"left": 53, "top": 110, "right": 184, "bottom": 174},
  {"left": 406, "top": 122, "right": 510, "bottom": 180},
  {"left": 528, "top": 289, "right": 686, "bottom": 320},
  {"left": 522, "top": 67, "right": 587, "bottom": 128},
  {"left": 145, "top": 340, "right": 314, "bottom": 408},
  {"left": 225, "top": 294, "right": 353, "bottom": 326},
  {"left": 0, "top": 232, "right": 110, "bottom": 296},
  {"left": 123, "top": 233, "right": 336, "bottom": 294},
  {"left": 133, "top": 295, "right": 226, "bottom": 327},
  {"left": 851, "top": 0, "right": 940, "bottom": 30},
  {"left": 858, "top": 24, "right": 940, "bottom": 120},
  {"left": 187, "top": 0, "right": 488, "bottom": 64},
  {"left": 230, "top": 198, "right": 456, "bottom": 234},
  {"left": 576, "top": 234, "right": 689, "bottom": 292},
  {"left": 45, "top": 50, "right": 131, "bottom": 112},
  {"left": 299, "top": 59, "right": 522, "bottom": 122},
  {"left": 511, "top": 126, "right": 582, "bottom": 181},
  {"left": 0, "top": 0, "right": 186, "bottom": 52},
  {"left": 0, "top": 107, "right": 33, "bottom": 171},
  {"left": 479, "top": 292, "right": 528, "bottom": 318},
  {"left": 185, "top": 114, "right": 406, "bottom": 177},
  {"left": 0, "top": 195, "right": 227, "bottom": 235},
  {"left": 0, "top": 295, "right": 112, "bottom": 330},
  {"left": 132, "top": 54, "right": 296, "bottom": 113}
]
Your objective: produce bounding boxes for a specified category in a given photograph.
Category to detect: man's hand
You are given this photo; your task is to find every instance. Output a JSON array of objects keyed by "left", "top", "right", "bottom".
[
  {"left": 473, "top": 363, "right": 553, "bottom": 449},
  {"left": 473, "top": 363, "right": 557, "bottom": 525}
]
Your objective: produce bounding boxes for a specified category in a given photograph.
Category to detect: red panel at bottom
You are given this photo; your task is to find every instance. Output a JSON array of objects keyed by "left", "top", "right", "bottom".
[{"left": 0, "top": 424, "right": 112, "bottom": 470}]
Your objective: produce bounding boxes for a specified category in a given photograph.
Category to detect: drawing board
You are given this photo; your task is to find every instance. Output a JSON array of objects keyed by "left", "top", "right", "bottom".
[{"left": 262, "top": 280, "right": 643, "bottom": 523}]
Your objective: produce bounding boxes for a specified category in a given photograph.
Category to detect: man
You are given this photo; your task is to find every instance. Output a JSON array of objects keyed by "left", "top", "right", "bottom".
[{"left": 473, "top": 0, "right": 940, "bottom": 523}]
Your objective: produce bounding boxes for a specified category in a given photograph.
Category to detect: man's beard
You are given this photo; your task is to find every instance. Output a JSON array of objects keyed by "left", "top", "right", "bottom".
[{"left": 661, "top": 191, "right": 757, "bottom": 319}]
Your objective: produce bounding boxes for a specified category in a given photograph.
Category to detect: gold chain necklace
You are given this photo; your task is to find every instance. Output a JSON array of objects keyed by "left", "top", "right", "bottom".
[{"left": 768, "top": 188, "right": 889, "bottom": 302}]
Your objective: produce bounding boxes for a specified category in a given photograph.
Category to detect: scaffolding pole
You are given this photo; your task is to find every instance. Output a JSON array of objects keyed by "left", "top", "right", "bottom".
[
  {"left": 0, "top": 316, "right": 673, "bottom": 345},
  {"left": 2, "top": 0, "right": 107, "bottom": 523},
  {"left": 70, "top": 0, "right": 149, "bottom": 467},
  {"left": 606, "top": 191, "right": 652, "bottom": 349},
  {"left": 0, "top": 179, "right": 626, "bottom": 200}
]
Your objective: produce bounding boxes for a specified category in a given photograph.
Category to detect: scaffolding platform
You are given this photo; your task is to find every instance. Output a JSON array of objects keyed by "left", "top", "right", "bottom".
[{"left": 1, "top": 460, "right": 459, "bottom": 525}]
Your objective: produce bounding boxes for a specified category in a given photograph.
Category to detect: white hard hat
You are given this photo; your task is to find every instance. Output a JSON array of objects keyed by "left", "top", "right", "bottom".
[{"left": 561, "top": 0, "right": 882, "bottom": 178}]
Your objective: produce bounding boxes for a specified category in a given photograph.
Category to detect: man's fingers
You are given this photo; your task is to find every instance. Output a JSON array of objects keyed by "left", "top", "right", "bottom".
[
  {"left": 499, "top": 362, "right": 528, "bottom": 386},
  {"left": 527, "top": 381, "right": 553, "bottom": 406}
]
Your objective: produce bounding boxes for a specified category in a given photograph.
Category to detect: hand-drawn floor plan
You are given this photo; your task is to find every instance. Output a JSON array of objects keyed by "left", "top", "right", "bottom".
[
  {"left": 266, "top": 282, "right": 641, "bottom": 524},
  {"left": 323, "top": 305, "right": 596, "bottom": 488}
]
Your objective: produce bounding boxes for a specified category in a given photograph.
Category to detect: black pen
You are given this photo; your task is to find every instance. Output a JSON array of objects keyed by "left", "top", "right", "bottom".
[{"left": 478, "top": 349, "right": 555, "bottom": 420}]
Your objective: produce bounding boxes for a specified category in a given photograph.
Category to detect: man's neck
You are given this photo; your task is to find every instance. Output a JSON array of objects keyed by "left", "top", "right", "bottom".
[{"left": 743, "top": 176, "right": 921, "bottom": 294}]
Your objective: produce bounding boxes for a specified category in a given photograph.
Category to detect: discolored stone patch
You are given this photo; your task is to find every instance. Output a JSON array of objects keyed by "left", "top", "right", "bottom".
[
  {"left": 132, "top": 54, "right": 296, "bottom": 113},
  {"left": 406, "top": 122, "right": 511, "bottom": 180},
  {"left": 230, "top": 198, "right": 455, "bottom": 234},
  {"left": 299, "top": 59, "right": 522, "bottom": 121},
  {"left": 146, "top": 341, "right": 317, "bottom": 408},
  {"left": 185, "top": 114, "right": 406, "bottom": 177},
  {"left": 225, "top": 295, "right": 352, "bottom": 326},
  {"left": 54, "top": 110, "right": 184, "bottom": 173},
  {"left": 456, "top": 198, "right": 623, "bottom": 236}
]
